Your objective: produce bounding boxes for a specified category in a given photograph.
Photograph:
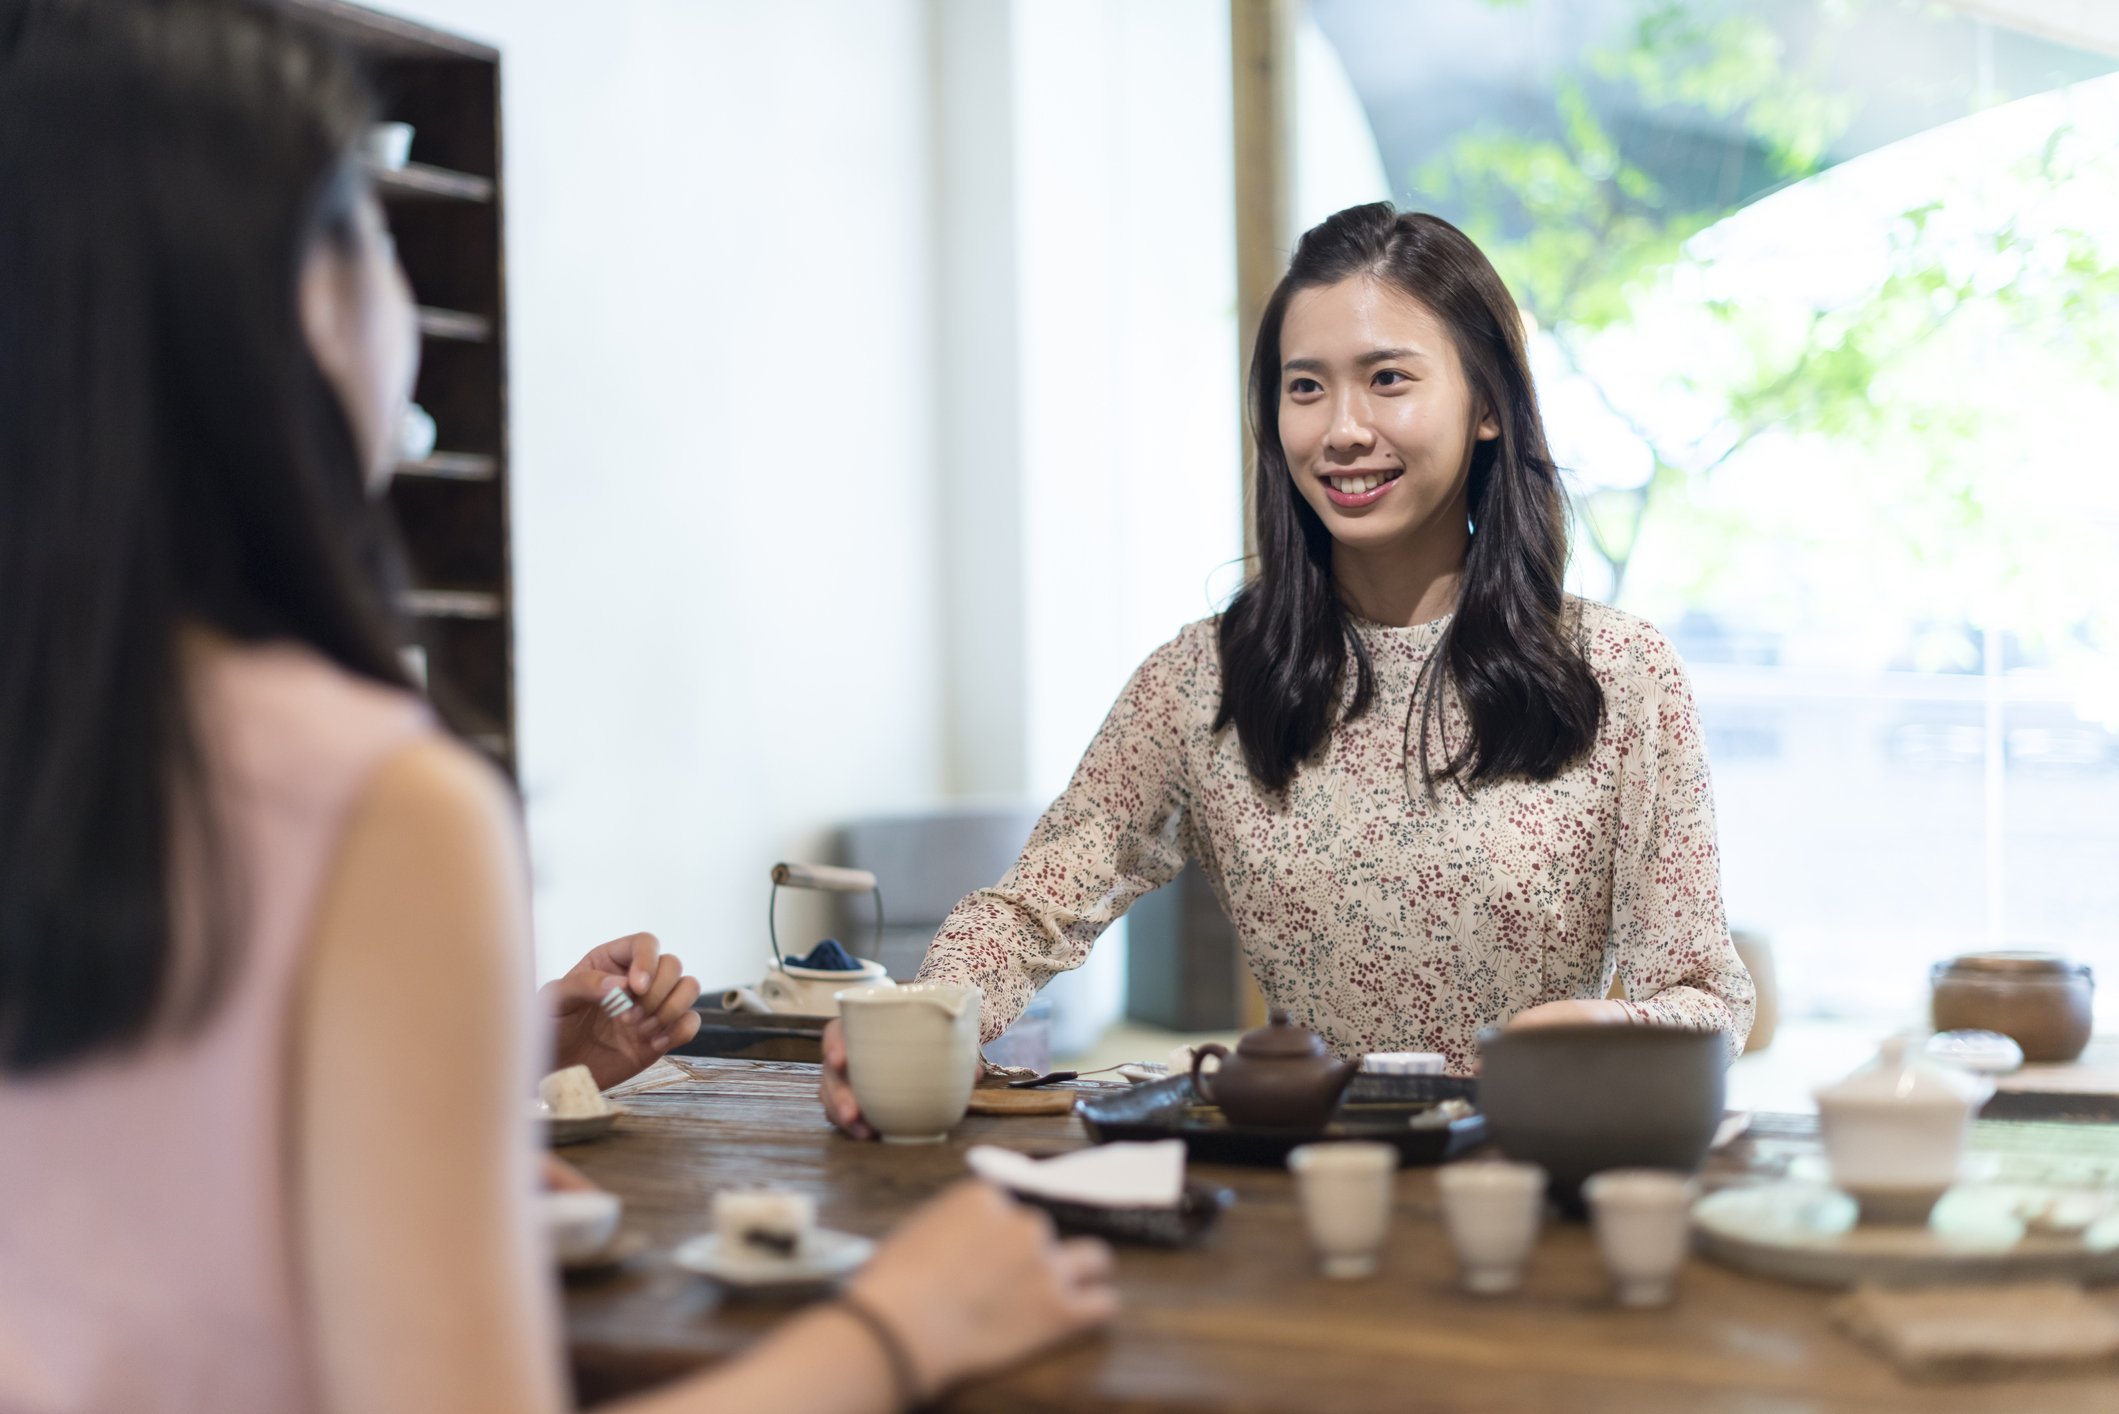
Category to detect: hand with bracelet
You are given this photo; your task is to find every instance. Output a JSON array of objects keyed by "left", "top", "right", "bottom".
[{"left": 829, "top": 1181, "right": 1118, "bottom": 1408}]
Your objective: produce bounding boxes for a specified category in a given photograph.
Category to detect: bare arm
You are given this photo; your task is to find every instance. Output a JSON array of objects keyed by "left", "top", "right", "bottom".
[{"left": 295, "top": 736, "right": 566, "bottom": 1414}]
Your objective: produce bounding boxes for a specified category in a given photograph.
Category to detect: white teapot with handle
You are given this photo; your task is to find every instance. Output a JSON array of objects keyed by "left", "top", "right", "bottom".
[{"left": 727, "top": 862, "right": 896, "bottom": 1018}]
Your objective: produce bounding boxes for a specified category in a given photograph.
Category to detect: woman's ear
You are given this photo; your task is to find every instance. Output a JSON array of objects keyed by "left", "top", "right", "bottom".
[{"left": 1475, "top": 403, "right": 1501, "bottom": 442}]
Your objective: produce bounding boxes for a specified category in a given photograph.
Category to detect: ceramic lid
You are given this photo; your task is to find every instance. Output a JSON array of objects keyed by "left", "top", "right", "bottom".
[
  {"left": 1815, "top": 1035, "right": 1993, "bottom": 1110},
  {"left": 1235, "top": 1008, "right": 1328, "bottom": 1059},
  {"left": 1936, "top": 950, "right": 2083, "bottom": 978}
]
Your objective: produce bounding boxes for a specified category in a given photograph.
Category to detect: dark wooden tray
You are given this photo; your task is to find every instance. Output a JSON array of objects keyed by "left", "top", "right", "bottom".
[
  {"left": 1076, "top": 1073, "right": 1485, "bottom": 1167},
  {"left": 673, "top": 1007, "right": 829, "bottom": 1063}
]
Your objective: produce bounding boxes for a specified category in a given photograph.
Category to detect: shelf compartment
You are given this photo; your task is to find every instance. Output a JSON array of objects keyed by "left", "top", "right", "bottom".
[
  {"left": 417, "top": 306, "right": 493, "bottom": 342},
  {"left": 396, "top": 452, "right": 497, "bottom": 481},
  {"left": 369, "top": 160, "right": 494, "bottom": 202},
  {"left": 401, "top": 588, "right": 503, "bottom": 619}
]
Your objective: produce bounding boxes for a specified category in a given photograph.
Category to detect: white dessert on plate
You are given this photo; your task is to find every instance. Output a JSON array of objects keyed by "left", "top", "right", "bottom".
[
  {"left": 714, "top": 1188, "right": 816, "bottom": 1260},
  {"left": 538, "top": 1064, "right": 609, "bottom": 1119}
]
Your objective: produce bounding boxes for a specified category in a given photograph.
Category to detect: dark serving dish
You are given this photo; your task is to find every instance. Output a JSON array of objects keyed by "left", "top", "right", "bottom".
[
  {"left": 1010, "top": 1181, "right": 1234, "bottom": 1247},
  {"left": 1076, "top": 1072, "right": 1483, "bottom": 1167}
]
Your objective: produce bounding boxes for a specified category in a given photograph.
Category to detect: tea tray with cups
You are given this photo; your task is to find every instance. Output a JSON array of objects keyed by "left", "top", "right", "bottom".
[{"left": 1076, "top": 1072, "right": 1484, "bottom": 1166}]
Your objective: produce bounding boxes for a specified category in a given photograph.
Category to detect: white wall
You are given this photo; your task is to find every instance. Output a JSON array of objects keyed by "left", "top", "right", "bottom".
[
  {"left": 367, "top": 1, "right": 1243, "bottom": 1035},
  {"left": 372, "top": 0, "right": 945, "bottom": 988}
]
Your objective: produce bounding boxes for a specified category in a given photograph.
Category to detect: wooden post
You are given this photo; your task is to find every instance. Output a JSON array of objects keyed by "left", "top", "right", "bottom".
[{"left": 1228, "top": 0, "right": 1298, "bottom": 1027}]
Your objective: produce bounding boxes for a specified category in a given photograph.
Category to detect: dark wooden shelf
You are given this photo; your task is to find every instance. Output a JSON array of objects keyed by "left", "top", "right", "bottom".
[
  {"left": 287, "top": 0, "right": 515, "bottom": 777},
  {"left": 417, "top": 306, "right": 493, "bottom": 342},
  {"left": 370, "top": 160, "right": 495, "bottom": 202},
  {"left": 401, "top": 588, "right": 503, "bottom": 620},
  {"left": 397, "top": 452, "right": 497, "bottom": 481}
]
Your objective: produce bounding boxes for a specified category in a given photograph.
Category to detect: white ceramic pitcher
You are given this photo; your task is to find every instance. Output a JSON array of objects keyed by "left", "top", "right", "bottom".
[{"left": 836, "top": 982, "right": 983, "bottom": 1144}]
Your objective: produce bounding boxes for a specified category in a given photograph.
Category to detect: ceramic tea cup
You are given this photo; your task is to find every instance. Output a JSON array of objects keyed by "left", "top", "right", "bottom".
[
  {"left": 1288, "top": 1142, "right": 1398, "bottom": 1279},
  {"left": 1436, "top": 1160, "right": 1546, "bottom": 1294},
  {"left": 836, "top": 982, "right": 982, "bottom": 1144},
  {"left": 540, "top": 1189, "right": 621, "bottom": 1265},
  {"left": 1583, "top": 1169, "right": 1695, "bottom": 1307}
]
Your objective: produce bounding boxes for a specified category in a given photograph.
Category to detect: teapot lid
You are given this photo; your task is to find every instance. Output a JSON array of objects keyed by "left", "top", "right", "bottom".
[
  {"left": 1236, "top": 1008, "right": 1329, "bottom": 1060},
  {"left": 1815, "top": 1034, "right": 1992, "bottom": 1109}
]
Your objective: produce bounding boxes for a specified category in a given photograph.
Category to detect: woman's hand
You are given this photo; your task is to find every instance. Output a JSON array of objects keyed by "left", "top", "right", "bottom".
[
  {"left": 843, "top": 1181, "right": 1118, "bottom": 1398},
  {"left": 542, "top": 931, "right": 702, "bottom": 1089},
  {"left": 1506, "top": 998, "right": 1630, "bottom": 1030},
  {"left": 818, "top": 1018, "right": 874, "bottom": 1140}
]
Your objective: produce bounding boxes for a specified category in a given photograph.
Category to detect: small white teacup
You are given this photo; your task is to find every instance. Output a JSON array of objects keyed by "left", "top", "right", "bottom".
[
  {"left": 363, "top": 121, "right": 415, "bottom": 171},
  {"left": 1288, "top": 1141, "right": 1399, "bottom": 1279},
  {"left": 1436, "top": 1159, "right": 1546, "bottom": 1294},
  {"left": 837, "top": 982, "right": 982, "bottom": 1144},
  {"left": 541, "top": 1190, "right": 621, "bottom": 1265},
  {"left": 1583, "top": 1168, "right": 1696, "bottom": 1308}
]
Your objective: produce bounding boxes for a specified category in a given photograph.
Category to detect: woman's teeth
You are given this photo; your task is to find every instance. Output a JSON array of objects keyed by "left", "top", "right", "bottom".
[{"left": 1328, "top": 472, "right": 1397, "bottom": 494}]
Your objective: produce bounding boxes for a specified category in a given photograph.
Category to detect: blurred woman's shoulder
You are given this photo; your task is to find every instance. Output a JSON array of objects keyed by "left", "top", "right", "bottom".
[{"left": 185, "top": 635, "right": 439, "bottom": 812}]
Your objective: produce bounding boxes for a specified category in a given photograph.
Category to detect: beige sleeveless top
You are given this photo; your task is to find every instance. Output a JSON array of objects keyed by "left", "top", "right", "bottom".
[{"left": 0, "top": 642, "right": 431, "bottom": 1413}]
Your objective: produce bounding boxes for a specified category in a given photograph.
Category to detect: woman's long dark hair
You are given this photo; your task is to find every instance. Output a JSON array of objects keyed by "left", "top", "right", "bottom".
[
  {"left": 1215, "top": 204, "right": 1602, "bottom": 792},
  {"left": 0, "top": 0, "right": 414, "bottom": 1073}
]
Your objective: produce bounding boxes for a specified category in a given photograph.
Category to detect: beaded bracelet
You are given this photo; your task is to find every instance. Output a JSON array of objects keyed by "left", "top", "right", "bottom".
[{"left": 836, "top": 1292, "right": 925, "bottom": 1410}]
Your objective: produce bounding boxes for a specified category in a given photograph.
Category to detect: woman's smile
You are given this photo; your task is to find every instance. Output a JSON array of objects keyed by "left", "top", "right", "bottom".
[{"left": 1320, "top": 464, "right": 1405, "bottom": 507}]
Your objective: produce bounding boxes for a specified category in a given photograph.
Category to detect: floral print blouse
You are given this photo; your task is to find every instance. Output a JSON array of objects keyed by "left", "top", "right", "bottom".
[{"left": 917, "top": 599, "right": 1755, "bottom": 1073}]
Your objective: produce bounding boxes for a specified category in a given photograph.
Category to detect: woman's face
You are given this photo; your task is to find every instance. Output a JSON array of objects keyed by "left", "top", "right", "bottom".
[
  {"left": 1277, "top": 274, "right": 1497, "bottom": 556},
  {"left": 298, "top": 190, "right": 419, "bottom": 493}
]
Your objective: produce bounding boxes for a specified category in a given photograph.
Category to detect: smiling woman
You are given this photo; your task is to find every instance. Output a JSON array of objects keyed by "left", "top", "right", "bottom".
[{"left": 819, "top": 204, "right": 1754, "bottom": 1132}]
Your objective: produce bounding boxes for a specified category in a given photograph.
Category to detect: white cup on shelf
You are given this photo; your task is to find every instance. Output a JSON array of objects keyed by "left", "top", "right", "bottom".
[{"left": 364, "top": 121, "right": 415, "bottom": 170}]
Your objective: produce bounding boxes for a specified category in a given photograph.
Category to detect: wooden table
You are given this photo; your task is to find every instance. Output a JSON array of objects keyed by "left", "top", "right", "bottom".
[{"left": 562, "top": 1058, "right": 2119, "bottom": 1412}]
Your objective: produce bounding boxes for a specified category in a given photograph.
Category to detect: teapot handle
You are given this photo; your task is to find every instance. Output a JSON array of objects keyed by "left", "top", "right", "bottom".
[{"left": 1189, "top": 1043, "right": 1230, "bottom": 1105}]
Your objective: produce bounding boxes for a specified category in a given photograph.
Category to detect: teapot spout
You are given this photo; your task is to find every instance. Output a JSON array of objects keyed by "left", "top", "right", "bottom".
[{"left": 1328, "top": 1054, "right": 1360, "bottom": 1102}]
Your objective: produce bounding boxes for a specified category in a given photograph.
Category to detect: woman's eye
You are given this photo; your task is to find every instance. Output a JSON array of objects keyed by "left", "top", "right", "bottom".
[
  {"left": 1286, "top": 377, "right": 1322, "bottom": 397},
  {"left": 1373, "top": 369, "right": 1410, "bottom": 388}
]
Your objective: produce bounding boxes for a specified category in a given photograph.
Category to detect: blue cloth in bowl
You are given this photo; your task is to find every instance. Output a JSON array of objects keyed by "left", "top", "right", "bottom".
[{"left": 787, "top": 938, "right": 864, "bottom": 971}]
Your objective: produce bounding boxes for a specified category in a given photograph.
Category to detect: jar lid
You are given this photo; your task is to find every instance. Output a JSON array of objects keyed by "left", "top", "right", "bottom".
[
  {"left": 1939, "top": 950, "right": 2078, "bottom": 976},
  {"left": 1236, "top": 1008, "right": 1328, "bottom": 1059}
]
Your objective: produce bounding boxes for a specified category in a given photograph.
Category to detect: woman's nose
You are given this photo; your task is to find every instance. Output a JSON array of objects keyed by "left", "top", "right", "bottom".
[{"left": 1325, "top": 393, "right": 1375, "bottom": 453}]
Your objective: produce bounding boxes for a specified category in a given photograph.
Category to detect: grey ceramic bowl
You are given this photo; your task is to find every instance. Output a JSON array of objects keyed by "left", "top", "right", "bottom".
[{"left": 1475, "top": 1023, "right": 1726, "bottom": 1216}]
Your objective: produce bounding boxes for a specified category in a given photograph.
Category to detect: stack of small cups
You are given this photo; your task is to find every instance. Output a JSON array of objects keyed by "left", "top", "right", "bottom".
[{"left": 1436, "top": 1161, "right": 1697, "bottom": 1305}]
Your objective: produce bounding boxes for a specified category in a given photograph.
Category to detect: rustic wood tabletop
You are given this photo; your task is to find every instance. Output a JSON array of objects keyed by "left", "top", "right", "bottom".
[{"left": 561, "top": 1057, "right": 2119, "bottom": 1412}]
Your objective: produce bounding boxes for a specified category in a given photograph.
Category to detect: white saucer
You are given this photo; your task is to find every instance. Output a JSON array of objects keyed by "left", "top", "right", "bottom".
[{"left": 671, "top": 1228, "right": 875, "bottom": 1292}]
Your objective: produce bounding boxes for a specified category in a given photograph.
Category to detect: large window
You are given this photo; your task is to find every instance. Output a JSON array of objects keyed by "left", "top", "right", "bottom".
[{"left": 1313, "top": 0, "right": 2119, "bottom": 1023}]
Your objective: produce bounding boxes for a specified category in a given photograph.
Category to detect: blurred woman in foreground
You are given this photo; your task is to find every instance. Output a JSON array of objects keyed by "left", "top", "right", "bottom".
[{"left": 0, "top": 3, "right": 1112, "bottom": 1411}]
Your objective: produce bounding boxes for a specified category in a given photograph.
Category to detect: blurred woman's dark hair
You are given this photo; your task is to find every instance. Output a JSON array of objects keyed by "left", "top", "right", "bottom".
[
  {"left": 0, "top": 0, "right": 414, "bottom": 1073},
  {"left": 1215, "top": 203, "right": 1603, "bottom": 793}
]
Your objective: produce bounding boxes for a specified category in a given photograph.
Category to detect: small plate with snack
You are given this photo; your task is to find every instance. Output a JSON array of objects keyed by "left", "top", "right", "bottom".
[
  {"left": 537, "top": 1064, "right": 626, "bottom": 1146},
  {"left": 672, "top": 1188, "right": 875, "bottom": 1295}
]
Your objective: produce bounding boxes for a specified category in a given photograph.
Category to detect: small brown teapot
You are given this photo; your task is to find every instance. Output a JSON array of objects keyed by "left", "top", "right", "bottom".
[{"left": 1188, "top": 1009, "right": 1359, "bottom": 1129}]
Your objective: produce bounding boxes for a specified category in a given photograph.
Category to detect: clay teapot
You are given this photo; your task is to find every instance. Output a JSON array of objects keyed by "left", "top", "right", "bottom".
[{"left": 1188, "top": 1009, "right": 1359, "bottom": 1129}]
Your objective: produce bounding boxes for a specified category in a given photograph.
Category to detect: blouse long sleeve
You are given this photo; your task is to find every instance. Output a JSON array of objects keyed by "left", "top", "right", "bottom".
[
  {"left": 1605, "top": 628, "right": 1756, "bottom": 1056},
  {"left": 916, "top": 633, "right": 1199, "bottom": 1042}
]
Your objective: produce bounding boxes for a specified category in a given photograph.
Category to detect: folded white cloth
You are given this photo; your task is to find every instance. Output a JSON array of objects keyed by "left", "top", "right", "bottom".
[{"left": 966, "top": 1140, "right": 1187, "bottom": 1209}]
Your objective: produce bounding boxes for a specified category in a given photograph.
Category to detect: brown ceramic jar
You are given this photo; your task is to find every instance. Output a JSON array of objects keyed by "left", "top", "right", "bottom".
[{"left": 1930, "top": 952, "right": 2095, "bottom": 1064}]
